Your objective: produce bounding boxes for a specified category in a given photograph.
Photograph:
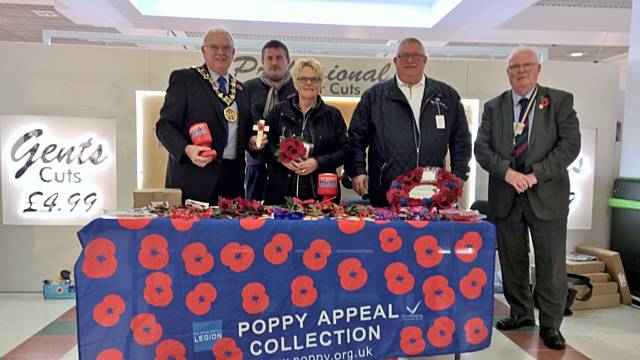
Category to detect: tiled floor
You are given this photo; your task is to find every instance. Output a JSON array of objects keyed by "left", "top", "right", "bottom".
[{"left": 1, "top": 293, "right": 639, "bottom": 359}]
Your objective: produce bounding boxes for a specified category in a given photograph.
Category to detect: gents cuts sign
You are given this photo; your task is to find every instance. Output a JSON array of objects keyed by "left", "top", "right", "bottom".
[{"left": 1, "top": 116, "right": 116, "bottom": 225}]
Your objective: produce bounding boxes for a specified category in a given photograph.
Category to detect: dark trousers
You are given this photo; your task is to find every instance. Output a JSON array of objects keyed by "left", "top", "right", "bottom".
[
  {"left": 245, "top": 164, "right": 267, "bottom": 200},
  {"left": 495, "top": 193, "right": 568, "bottom": 328},
  {"left": 368, "top": 191, "right": 389, "bottom": 208},
  {"left": 208, "top": 159, "right": 244, "bottom": 205}
]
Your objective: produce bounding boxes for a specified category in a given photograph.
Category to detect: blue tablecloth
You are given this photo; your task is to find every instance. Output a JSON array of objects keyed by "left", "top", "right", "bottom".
[{"left": 75, "top": 218, "right": 495, "bottom": 359}]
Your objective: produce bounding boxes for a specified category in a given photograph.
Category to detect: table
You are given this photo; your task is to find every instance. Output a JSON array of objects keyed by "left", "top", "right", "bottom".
[{"left": 75, "top": 217, "right": 495, "bottom": 359}]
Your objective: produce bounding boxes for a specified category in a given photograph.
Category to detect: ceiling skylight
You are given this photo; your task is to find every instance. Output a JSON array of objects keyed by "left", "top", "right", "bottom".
[{"left": 129, "top": 0, "right": 461, "bottom": 28}]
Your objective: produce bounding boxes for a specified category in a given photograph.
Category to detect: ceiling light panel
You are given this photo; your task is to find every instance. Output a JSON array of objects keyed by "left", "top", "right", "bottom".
[
  {"left": 533, "top": 0, "right": 632, "bottom": 8},
  {"left": 129, "top": 0, "right": 461, "bottom": 28}
]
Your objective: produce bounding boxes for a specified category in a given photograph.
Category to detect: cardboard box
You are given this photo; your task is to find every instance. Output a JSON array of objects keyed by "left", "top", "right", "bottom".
[
  {"left": 574, "top": 281, "right": 618, "bottom": 298},
  {"left": 580, "top": 272, "right": 611, "bottom": 283},
  {"left": 566, "top": 260, "right": 605, "bottom": 274},
  {"left": 133, "top": 188, "right": 182, "bottom": 208},
  {"left": 570, "top": 293, "right": 620, "bottom": 311},
  {"left": 575, "top": 245, "right": 632, "bottom": 305}
]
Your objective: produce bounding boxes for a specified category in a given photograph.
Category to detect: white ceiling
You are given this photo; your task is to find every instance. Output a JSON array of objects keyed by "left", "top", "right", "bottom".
[{"left": 0, "top": 0, "right": 633, "bottom": 62}]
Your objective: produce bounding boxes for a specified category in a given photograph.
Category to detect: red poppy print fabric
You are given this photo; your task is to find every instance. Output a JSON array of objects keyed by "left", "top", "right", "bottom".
[
  {"left": 290, "top": 275, "right": 318, "bottom": 308},
  {"left": 455, "top": 232, "right": 483, "bottom": 263},
  {"left": 303, "top": 239, "right": 332, "bottom": 271},
  {"left": 423, "top": 275, "right": 456, "bottom": 311},
  {"left": 264, "top": 233, "right": 293, "bottom": 265},
  {"left": 220, "top": 242, "right": 255, "bottom": 272},
  {"left": 155, "top": 339, "right": 186, "bottom": 360},
  {"left": 182, "top": 242, "right": 214, "bottom": 276},
  {"left": 337, "top": 258, "right": 368, "bottom": 291},
  {"left": 130, "top": 313, "right": 163, "bottom": 346},
  {"left": 379, "top": 228, "right": 403, "bottom": 253},
  {"left": 241, "top": 282, "right": 269, "bottom": 314},
  {"left": 399, "top": 326, "right": 425, "bottom": 355},
  {"left": 93, "top": 294, "right": 125, "bottom": 327},
  {"left": 414, "top": 235, "right": 444, "bottom": 268},
  {"left": 459, "top": 268, "right": 488, "bottom": 300},
  {"left": 82, "top": 237, "right": 117, "bottom": 279},
  {"left": 186, "top": 282, "right": 217, "bottom": 315},
  {"left": 76, "top": 217, "right": 495, "bottom": 359},
  {"left": 384, "top": 262, "right": 415, "bottom": 295},
  {"left": 427, "top": 316, "right": 456, "bottom": 348},
  {"left": 212, "top": 337, "right": 243, "bottom": 360}
]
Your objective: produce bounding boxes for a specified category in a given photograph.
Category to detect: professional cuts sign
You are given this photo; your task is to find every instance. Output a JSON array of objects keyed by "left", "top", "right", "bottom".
[
  {"left": 75, "top": 218, "right": 495, "bottom": 359},
  {"left": 1, "top": 115, "right": 116, "bottom": 225},
  {"left": 231, "top": 54, "right": 393, "bottom": 97}
]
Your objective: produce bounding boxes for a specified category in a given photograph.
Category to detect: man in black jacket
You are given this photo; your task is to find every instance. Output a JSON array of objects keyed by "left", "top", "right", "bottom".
[
  {"left": 156, "top": 28, "right": 261, "bottom": 204},
  {"left": 348, "top": 37, "right": 472, "bottom": 206},
  {"left": 244, "top": 40, "right": 295, "bottom": 200}
]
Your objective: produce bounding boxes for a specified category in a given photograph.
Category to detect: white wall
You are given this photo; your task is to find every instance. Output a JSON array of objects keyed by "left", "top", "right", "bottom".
[{"left": 0, "top": 43, "right": 619, "bottom": 291}]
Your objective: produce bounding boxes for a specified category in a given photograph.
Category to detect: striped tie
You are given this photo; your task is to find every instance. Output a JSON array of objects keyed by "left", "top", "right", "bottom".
[{"left": 514, "top": 97, "right": 530, "bottom": 171}]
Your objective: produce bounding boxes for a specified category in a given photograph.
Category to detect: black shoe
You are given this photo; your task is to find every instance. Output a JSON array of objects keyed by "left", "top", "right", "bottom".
[
  {"left": 496, "top": 315, "right": 535, "bottom": 330},
  {"left": 539, "top": 327, "right": 566, "bottom": 350}
]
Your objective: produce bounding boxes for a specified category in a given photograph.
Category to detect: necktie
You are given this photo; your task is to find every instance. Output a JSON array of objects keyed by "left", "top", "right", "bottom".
[
  {"left": 514, "top": 97, "right": 530, "bottom": 171},
  {"left": 217, "top": 76, "right": 227, "bottom": 95}
]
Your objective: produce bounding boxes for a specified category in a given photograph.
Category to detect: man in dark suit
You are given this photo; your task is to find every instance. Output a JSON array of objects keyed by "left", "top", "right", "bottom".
[
  {"left": 156, "top": 28, "right": 261, "bottom": 204},
  {"left": 244, "top": 40, "right": 295, "bottom": 200},
  {"left": 475, "top": 46, "right": 581, "bottom": 350}
]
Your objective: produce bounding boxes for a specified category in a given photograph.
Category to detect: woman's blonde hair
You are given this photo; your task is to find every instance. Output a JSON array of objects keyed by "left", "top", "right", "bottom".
[{"left": 291, "top": 58, "right": 324, "bottom": 82}]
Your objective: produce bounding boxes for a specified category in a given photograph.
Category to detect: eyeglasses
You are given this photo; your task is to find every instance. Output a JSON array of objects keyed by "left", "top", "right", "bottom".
[
  {"left": 296, "top": 76, "right": 322, "bottom": 84},
  {"left": 203, "top": 44, "right": 233, "bottom": 53},
  {"left": 397, "top": 53, "right": 426, "bottom": 62},
  {"left": 508, "top": 62, "right": 537, "bottom": 71}
]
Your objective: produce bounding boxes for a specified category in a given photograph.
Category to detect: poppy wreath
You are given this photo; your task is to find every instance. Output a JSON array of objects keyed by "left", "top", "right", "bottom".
[
  {"left": 386, "top": 167, "right": 463, "bottom": 211},
  {"left": 277, "top": 136, "right": 308, "bottom": 164}
]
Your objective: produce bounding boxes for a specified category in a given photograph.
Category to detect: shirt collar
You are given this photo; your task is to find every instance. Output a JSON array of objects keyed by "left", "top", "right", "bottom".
[
  {"left": 207, "top": 66, "right": 228, "bottom": 83},
  {"left": 396, "top": 75, "right": 425, "bottom": 89},
  {"left": 512, "top": 85, "right": 538, "bottom": 105}
]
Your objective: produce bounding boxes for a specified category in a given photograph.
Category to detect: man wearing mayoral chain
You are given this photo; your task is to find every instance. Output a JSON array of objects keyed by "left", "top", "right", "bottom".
[{"left": 156, "top": 28, "right": 262, "bottom": 204}]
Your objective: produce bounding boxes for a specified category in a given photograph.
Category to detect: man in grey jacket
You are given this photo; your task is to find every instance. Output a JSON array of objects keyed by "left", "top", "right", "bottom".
[{"left": 474, "top": 46, "right": 581, "bottom": 350}]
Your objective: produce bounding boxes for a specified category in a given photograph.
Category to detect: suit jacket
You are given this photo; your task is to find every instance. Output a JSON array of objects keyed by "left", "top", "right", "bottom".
[
  {"left": 474, "top": 85, "right": 581, "bottom": 220},
  {"left": 155, "top": 65, "right": 253, "bottom": 202}
]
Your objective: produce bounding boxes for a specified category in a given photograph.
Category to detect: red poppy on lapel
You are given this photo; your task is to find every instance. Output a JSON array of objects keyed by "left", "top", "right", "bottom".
[{"left": 539, "top": 97, "right": 549, "bottom": 109}]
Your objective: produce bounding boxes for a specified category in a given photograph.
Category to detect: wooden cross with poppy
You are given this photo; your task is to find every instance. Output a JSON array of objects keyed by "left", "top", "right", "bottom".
[{"left": 252, "top": 119, "right": 270, "bottom": 148}]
